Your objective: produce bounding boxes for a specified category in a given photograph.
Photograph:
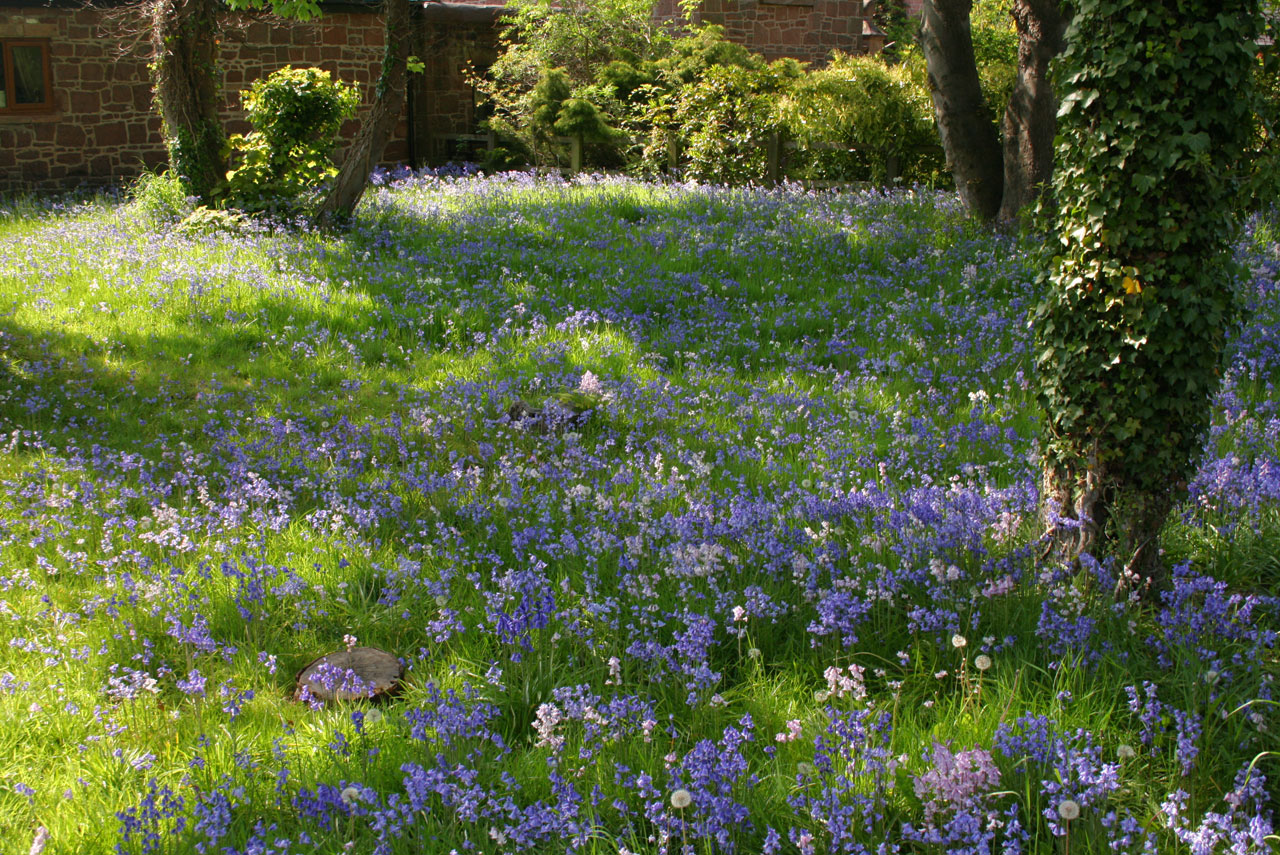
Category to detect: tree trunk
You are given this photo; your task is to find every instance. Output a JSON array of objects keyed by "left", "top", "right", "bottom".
[
  {"left": 151, "top": 0, "right": 225, "bottom": 200},
  {"left": 920, "top": 0, "right": 1004, "bottom": 221},
  {"left": 317, "top": 0, "right": 412, "bottom": 223},
  {"left": 997, "top": 0, "right": 1066, "bottom": 221}
]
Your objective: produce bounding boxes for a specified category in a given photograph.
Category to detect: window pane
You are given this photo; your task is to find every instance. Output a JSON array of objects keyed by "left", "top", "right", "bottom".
[
  {"left": 12, "top": 45, "right": 46, "bottom": 105},
  {"left": 0, "top": 54, "right": 7, "bottom": 108}
]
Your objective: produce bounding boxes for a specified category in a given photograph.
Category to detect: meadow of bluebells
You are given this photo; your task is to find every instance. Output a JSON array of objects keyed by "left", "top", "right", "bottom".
[{"left": 0, "top": 171, "right": 1276, "bottom": 854}]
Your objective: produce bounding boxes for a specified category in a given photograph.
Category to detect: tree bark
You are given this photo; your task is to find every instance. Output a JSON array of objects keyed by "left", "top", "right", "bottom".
[
  {"left": 998, "top": 0, "right": 1066, "bottom": 221},
  {"left": 151, "top": 0, "right": 226, "bottom": 200},
  {"left": 317, "top": 0, "right": 412, "bottom": 223},
  {"left": 920, "top": 0, "right": 1004, "bottom": 221}
]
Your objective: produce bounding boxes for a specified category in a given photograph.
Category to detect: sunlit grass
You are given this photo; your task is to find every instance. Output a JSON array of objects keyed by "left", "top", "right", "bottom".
[{"left": 0, "top": 174, "right": 1274, "bottom": 854}]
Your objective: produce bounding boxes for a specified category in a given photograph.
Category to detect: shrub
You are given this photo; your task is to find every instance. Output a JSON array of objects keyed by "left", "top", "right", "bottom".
[
  {"left": 127, "top": 170, "right": 196, "bottom": 224},
  {"left": 779, "top": 53, "right": 936, "bottom": 183},
  {"left": 479, "top": 0, "right": 671, "bottom": 164},
  {"left": 525, "top": 68, "right": 624, "bottom": 166},
  {"left": 226, "top": 66, "right": 359, "bottom": 211},
  {"left": 659, "top": 59, "right": 801, "bottom": 184}
]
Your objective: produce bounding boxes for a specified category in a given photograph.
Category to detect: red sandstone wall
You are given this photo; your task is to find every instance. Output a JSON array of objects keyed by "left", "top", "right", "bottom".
[
  {"left": 651, "top": 0, "right": 880, "bottom": 65},
  {"left": 0, "top": 5, "right": 408, "bottom": 193}
]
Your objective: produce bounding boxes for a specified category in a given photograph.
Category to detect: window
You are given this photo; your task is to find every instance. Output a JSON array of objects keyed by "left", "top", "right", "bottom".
[{"left": 0, "top": 40, "right": 53, "bottom": 114}]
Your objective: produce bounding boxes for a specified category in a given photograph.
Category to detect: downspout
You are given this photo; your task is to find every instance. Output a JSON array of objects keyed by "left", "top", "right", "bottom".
[
  {"left": 407, "top": 76, "right": 418, "bottom": 169},
  {"left": 406, "top": 4, "right": 420, "bottom": 169}
]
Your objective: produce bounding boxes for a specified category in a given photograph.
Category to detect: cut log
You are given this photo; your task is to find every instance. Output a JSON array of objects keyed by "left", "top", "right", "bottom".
[{"left": 293, "top": 646, "right": 403, "bottom": 704}]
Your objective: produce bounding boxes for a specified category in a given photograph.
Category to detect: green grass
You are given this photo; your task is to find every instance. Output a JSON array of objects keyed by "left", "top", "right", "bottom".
[{"left": 0, "top": 176, "right": 1275, "bottom": 854}]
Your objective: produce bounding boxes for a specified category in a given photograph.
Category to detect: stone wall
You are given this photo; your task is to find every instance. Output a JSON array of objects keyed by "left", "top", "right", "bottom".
[
  {"left": 653, "top": 0, "right": 884, "bottom": 64},
  {"left": 0, "top": 4, "right": 409, "bottom": 193},
  {"left": 1, "top": 0, "right": 915, "bottom": 192}
]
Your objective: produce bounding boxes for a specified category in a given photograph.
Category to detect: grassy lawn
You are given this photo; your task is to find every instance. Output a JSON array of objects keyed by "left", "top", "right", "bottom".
[{"left": 0, "top": 173, "right": 1276, "bottom": 854}]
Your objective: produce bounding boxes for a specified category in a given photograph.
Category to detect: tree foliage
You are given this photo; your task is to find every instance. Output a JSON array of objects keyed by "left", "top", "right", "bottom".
[
  {"left": 1035, "top": 0, "right": 1262, "bottom": 585},
  {"left": 1244, "top": 2, "right": 1280, "bottom": 209}
]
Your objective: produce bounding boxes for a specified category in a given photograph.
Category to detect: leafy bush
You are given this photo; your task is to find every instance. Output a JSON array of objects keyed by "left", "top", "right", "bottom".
[
  {"left": 479, "top": 0, "right": 671, "bottom": 167},
  {"left": 524, "top": 68, "right": 625, "bottom": 166},
  {"left": 662, "top": 59, "right": 801, "bottom": 184},
  {"left": 127, "top": 170, "right": 196, "bottom": 224},
  {"left": 780, "top": 53, "right": 936, "bottom": 183},
  {"left": 173, "top": 206, "right": 248, "bottom": 237},
  {"left": 226, "top": 66, "right": 359, "bottom": 211},
  {"left": 968, "top": 0, "right": 1018, "bottom": 117},
  {"left": 661, "top": 23, "right": 761, "bottom": 84}
]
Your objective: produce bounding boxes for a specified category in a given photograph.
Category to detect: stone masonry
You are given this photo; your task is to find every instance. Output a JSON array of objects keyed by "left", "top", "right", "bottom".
[
  {"left": 1, "top": 0, "right": 917, "bottom": 192},
  {"left": 0, "top": 4, "right": 401, "bottom": 192}
]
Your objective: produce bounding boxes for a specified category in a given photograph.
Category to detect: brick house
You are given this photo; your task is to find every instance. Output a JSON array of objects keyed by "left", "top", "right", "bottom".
[{"left": 0, "top": 0, "right": 919, "bottom": 192}]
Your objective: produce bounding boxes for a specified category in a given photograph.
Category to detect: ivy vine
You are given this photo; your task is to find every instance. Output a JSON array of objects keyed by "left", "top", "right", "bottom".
[{"left": 1034, "top": 0, "right": 1262, "bottom": 578}]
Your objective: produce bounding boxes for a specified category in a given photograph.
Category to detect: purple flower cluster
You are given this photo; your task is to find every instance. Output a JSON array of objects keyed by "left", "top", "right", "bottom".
[{"left": 0, "top": 175, "right": 1276, "bottom": 854}]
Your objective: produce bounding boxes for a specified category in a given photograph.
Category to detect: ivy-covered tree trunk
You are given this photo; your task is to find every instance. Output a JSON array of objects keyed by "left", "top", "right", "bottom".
[
  {"left": 1035, "top": 0, "right": 1260, "bottom": 592},
  {"left": 997, "top": 0, "right": 1065, "bottom": 222},
  {"left": 317, "top": 0, "right": 412, "bottom": 222},
  {"left": 151, "top": 0, "right": 226, "bottom": 200},
  {"left": 919, "top": 0, "right": 1003, "bottom": 221}
]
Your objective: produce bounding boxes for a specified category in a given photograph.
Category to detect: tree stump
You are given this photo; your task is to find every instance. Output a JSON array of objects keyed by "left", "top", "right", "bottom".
[{"left": 293, "top": 646, "right": 403, "bottom": 705}]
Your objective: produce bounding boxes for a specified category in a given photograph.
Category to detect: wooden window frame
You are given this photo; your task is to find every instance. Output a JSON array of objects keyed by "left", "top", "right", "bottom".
[{"left": 0, "top": 39, "right": 55, "bottom": 115}]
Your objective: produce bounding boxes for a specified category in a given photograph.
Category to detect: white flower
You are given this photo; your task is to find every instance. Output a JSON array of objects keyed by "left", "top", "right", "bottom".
[
  {"left": 29, "top": 827, "right": 49, "bottom": 855},
  {"left": 670, "top": 788, "right": 693, "bottom": 809},
  {"left": 343, "top": 634, "right": 358, "bottom": 651},
  {"left": 1117, "top": 744, "right": 1137, "bottom": 760},
  {"left": 340, "top": 786, "right": 362, "bottom": 806},
  {"left": 974, "top": 654, "right": 992, "bottom": 671},
  {"left": 796, "top": 761, "right": 817, "bottom": 779},
  {"left": 364, "top": 709, "right": 383, "bottom": 726},
  {"left": 951, "top": 634, "right": 968, "bottom": 649},
  {"left": 1057, "top": 799, "right": 1081, "bottom": 821},
  {"left": 578, "top": 371, "right": 604, "bottom": 395},
  {"left": 747, "top": 647, "right": 762, "bottom": 660}
]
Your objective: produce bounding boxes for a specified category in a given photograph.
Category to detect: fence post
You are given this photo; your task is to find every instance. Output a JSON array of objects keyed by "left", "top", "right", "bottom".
[
  {"left": 486, "top": 130, "right": 496, "bottom": 154},
  {"left": 667, "top": 136, "right": 680, "bottom": 174},
  {"left": 766, "top": 131, "right": 780, "bottom": 186},
  {"left": 886, "top": 153, "right": 900, "bottom": 185},
  {"left": 569, "top": 135, "right": 583, "bottom": 175}
]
